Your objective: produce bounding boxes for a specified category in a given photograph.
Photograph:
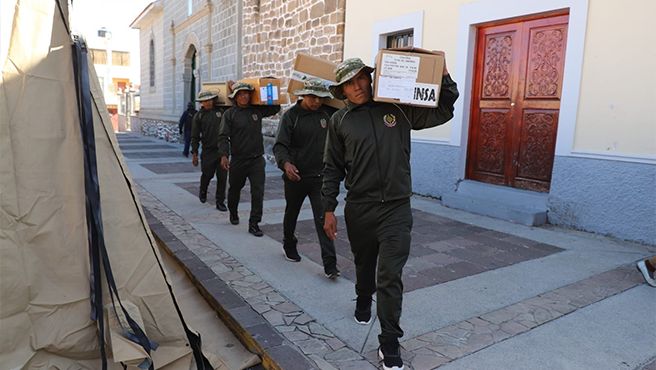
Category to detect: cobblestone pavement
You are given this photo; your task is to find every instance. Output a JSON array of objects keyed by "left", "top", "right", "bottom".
[{"left": 118, "top": 133, "right": 656, "bottom": 370}]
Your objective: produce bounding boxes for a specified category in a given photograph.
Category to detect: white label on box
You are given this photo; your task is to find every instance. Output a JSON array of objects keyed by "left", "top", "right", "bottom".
[
  {"left": 380, "top": 54, "right": 420, "bottom": 79},
  {"left": 377, "top": 76, "right": 415, "bottom": 101},
  {"left": 290, "top": 70, "right": 336, "bottom": 88},
  {"left": 259, "top": 85, "right": 279, "bottom": 102},
  {"left": 404, "top": 82, "right": 440, "bottom": 107}
]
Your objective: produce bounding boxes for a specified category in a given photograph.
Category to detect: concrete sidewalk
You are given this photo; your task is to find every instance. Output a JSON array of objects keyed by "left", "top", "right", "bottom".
[{"left": 117, "top": 132, "right": 656, "bottom": 370}]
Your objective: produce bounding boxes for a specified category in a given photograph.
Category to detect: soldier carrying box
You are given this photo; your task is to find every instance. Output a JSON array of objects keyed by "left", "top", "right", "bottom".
[{"left": 321, "top": 54, "right": 459, "bottom": 370}]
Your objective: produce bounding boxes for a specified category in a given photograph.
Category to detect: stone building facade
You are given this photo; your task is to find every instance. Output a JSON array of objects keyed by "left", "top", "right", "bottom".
[
  {"left": 241, "top": 0, "right": 345, "bottom": 90},
  {"left": 131, "top": 0, "right": 346, "bottom": 146},
  {"left": 131, "top": 0, "right": 243, "bottom": 141}
]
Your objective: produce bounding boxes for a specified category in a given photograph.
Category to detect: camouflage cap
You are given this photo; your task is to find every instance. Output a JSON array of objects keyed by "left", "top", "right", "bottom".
[
  {"left": 293, "top": 78, "right": 332, "bottom": 98},
  {"left": 228, "top": 82, "right": 254, "bottom": 99},
  {"left": 329, "top": 58, "right": 374, "bottom": 100},
  {"left": 196, "top": 90, "right": 218, "bottom": 102}
]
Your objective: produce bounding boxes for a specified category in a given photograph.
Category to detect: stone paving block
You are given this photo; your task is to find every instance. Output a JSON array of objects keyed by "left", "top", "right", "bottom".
[
  {"left": 411, "top": 352, "right": 451, "bottom": 370},
  {"left": 296, "top": 338, "right": 332, "bottom": 355},
  {"left": 263, "top": 310, "right": 285, "bottom": 326},
  {"left": 274, "top": 301, "right": 303, "bottom": 314},
  {"left": 283, "top": 329, "right": 310, "bottom": 342},
  {"left": 266, "top": 344, "right": 316, "bottom": 370},
  {"left": 248, "top": 323, "right": 284, "bottom": 348},
  {"left": 309, "top": 322, "right": 334, "bottom": 337},
  {"left": 205, "top": 283, "right": 248, "bottom": 309},
  {"left": 334, "top": 360, "right": 378, "bottom": 370},
  {"left": 275, "top": 325, "right": 297, "bottom": 333},
  {"left": 307, "top": 354, "right": 339, "bottom": 370},
  {"left": 233, "top": 286, "right": 262, "bottom": 299},
  {"left": 401, "top": 338, "right": 430, "bottom": 352},
  {"left": 325, "top": 337, "right": 346, "bottom": 351},
  {"left": 228, "top": 305, "right": 267, "bottom": 328},
  {"left": 189, "top": 263, "right": 217, "bottom": 282},
  {"left": 323, "top": 347, "right": 362, "bottom": 362},
  {"left": 294, "top": 313, "right": 315, "bottom": 325}
]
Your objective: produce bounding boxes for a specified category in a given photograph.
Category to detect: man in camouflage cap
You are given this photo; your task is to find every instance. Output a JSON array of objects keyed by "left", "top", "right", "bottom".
[
  {"left": 273, "top": 78, "right": 339, "bottom": 278},
  {"left": 219, "top": 81, "right": 280, "bottom": 237},
  {"left": 322, "top": 56, "right": 459, "bottom": 370},
  {"left": 190, "top": 90, "right": 229, "bottom": 211}
]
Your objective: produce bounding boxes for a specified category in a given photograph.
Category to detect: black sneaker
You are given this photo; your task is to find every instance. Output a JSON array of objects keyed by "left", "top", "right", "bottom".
[
  {"left": 216, "top": 202, "right": 227, "bottom": 212},
  {"left": 199, "top": 190, "right": 207, "bottom": 203},
  {"left": 378, "top": 343, "right": 404, "bottom": 370},
  {"left": 229, "top": 212, "right": 239, "bottom": 225},
  {"left": 283, "top": 248, "right": 301, "bottom": 262},
  {"left": 354, "top": 295, "right": 372, "bottom": 325},
  {"left": 324, "top": 268, "right": 340, "bottom": 280},
  {"left": 248, "top": 223, "right": 263, "bottom": 237}
]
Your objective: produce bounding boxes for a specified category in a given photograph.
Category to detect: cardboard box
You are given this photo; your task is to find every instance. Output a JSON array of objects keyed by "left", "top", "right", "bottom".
[
  {"left": 200, "top": 81, "right": 232, "bottom": 106},
  {"left": 373, "top": 48, "right": 445, "bottom": 107},
  {"left": 240, "top": 77, "right": 282, "bottom": 105},
  {"left": 288, "top": 53, "right": 346, "bottom": 110}
]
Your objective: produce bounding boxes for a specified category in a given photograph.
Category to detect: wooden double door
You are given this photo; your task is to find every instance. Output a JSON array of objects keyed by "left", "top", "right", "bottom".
[{"left": 466, "top": 13, "right": 569, "bottom": 192}]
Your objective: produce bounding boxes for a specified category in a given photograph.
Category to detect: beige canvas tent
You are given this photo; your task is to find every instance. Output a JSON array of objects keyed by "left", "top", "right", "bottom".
[{"left": 0, "top": 1, "right": 258, "bottom": 368}]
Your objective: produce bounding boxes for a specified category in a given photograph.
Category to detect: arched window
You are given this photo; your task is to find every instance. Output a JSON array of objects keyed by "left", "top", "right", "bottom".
[{"left": 149, "top": 38, "right": 155, "bottom": 87}]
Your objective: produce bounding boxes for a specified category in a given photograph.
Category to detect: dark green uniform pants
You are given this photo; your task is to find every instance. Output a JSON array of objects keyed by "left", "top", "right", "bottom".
[
  {"left": 200, "top": 149, "right": 227, "bottom": 204},
  {"left": 227, "top": 156, "right": 265, "bottom": 224},
  {"left": 344, "top": 198, "right": 412, "bottom": 346},
  {"left": 283, "top": 176, "right": 337, "bottom": 272}
]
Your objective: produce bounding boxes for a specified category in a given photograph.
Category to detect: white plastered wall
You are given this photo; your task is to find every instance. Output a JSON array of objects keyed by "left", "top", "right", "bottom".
[{"left": 344, "top": 0, "right": 656, "bottom": 164}]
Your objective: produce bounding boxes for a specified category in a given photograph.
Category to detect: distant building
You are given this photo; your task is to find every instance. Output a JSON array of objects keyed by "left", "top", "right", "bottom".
[{"left": 130, "top": 0, "right": 345, "bottom": 142}]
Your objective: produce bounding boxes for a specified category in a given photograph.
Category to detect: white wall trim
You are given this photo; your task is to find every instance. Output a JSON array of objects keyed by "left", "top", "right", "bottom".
[
  {"left": 411, "top": 137, "right": 451, "bottom": 146},
  {"left": 370, "top": 11, "right": 424, "bottom": 65},
  {"left": 568, "top": 151, "right": 656, "bottom": 165},
  {"left": 451, "top": 0, "right": 590, "bottom": 177}
]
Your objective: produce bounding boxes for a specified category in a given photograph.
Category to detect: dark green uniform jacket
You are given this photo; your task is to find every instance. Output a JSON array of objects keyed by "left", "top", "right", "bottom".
[
  {"left": 218, "top": 105, "right": 280, "bottom": 159},
  {"left": 322, "top": 74, "right": 459, "bottom": 212},
  {"left": 273, "top": 102, "right": 337, "bottom": 178},
  {"left": 190, "top": 106, "right": 227, "bottom": 156}
]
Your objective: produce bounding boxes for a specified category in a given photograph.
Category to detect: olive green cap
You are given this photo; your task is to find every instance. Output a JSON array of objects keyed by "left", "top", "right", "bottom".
[
  {"left": 329, "top": 58, "right": 374, "bottom": 100},
  {"left": 293, "top": 78, "right": 332, "bottom": 98},
  {"left": 228, "top": 82, "right": 254, "bottom": 99},
  {"left": 196, "top": 90, "right": 218, "bottom": 102}
]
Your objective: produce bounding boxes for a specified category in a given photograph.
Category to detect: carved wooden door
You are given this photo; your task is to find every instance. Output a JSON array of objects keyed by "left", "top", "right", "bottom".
[{"left": 466, "top": 13, "right": 569, "bottom": 192}]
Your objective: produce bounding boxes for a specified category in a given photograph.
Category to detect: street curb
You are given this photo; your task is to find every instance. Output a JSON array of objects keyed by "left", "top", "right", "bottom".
[{"left": 143, "top": 208, "right": 318, "bottom": 370}]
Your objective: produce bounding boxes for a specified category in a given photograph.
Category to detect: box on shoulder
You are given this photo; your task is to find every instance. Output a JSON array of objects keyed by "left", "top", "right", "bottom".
[
  {"left": 288, "top": 53, "right": 346, "bottom": 110},
  {"left": 200, "top": 81, "right": 232, "bottom": 106},
  {"left": 373, "top": 48, "right": 445, "bottom": 108},
  {"left": 240, "top": 77, "right": 282, "bottom": 105}
]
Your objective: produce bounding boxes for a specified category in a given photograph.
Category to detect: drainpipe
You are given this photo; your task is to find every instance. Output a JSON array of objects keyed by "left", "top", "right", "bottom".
[
  {"left": 237, "top": 0, "right": 243, "bottom": 79},
  {"left": 205, "top": 0, "right": 213, "bottom": 82},
  {"left": 170, "top": 20, "right": 177, "bottom": 113}
]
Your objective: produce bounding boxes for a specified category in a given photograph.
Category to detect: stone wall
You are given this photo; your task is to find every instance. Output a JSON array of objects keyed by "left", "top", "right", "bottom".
[
  {"left": 140, "top": 119, "right": 182, "bottom": 143},
  {"left": 242, "top": 0, "right": 345, "bottom": 95}
]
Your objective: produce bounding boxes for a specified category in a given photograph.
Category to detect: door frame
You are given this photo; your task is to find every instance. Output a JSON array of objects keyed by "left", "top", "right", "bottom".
[{"left": 450, "top": 0, "right": 589, "bottom": 190}]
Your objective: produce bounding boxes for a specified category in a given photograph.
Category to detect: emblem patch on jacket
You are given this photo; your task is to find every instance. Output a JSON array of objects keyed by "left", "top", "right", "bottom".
[
  {"left": 383, "top": 114, "right": 397, "bottom": 127},
  {"left": 216, "top": 112, "right": 222, "bottom": 118},
  {"left": 252, "top": 114, "right": 259, "bottom": 121},
  {"left": 320, "top": 118, "right": 327, "bottom": 128}
]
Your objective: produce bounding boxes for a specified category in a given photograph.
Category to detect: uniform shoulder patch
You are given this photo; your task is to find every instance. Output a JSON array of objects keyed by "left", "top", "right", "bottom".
[
  {"left": 383, "top": 113, "right": 397, "bottom": 127},
  {"left": 216, "top": 111, "right": 222, "bottom": 118},
  {"left": 320, "top": 118, "right": 327, "bottom": 128}
]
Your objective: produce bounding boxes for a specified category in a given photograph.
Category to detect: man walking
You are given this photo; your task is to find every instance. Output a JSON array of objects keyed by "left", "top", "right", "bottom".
[
  {"left": 322, "top": 56, "right": 459, "bottom": 370},
  {"left": 191, "top": 90, "right": 228, "bottom": 211},
  {"left": 178, "top": 101, "right": 196, "bottom": 157},
  {"left": 219, "top": 82, "right": 280, "bottom": 236},
  {"left": 273, "top": 79, "right": 339, "bottom": 279}
]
